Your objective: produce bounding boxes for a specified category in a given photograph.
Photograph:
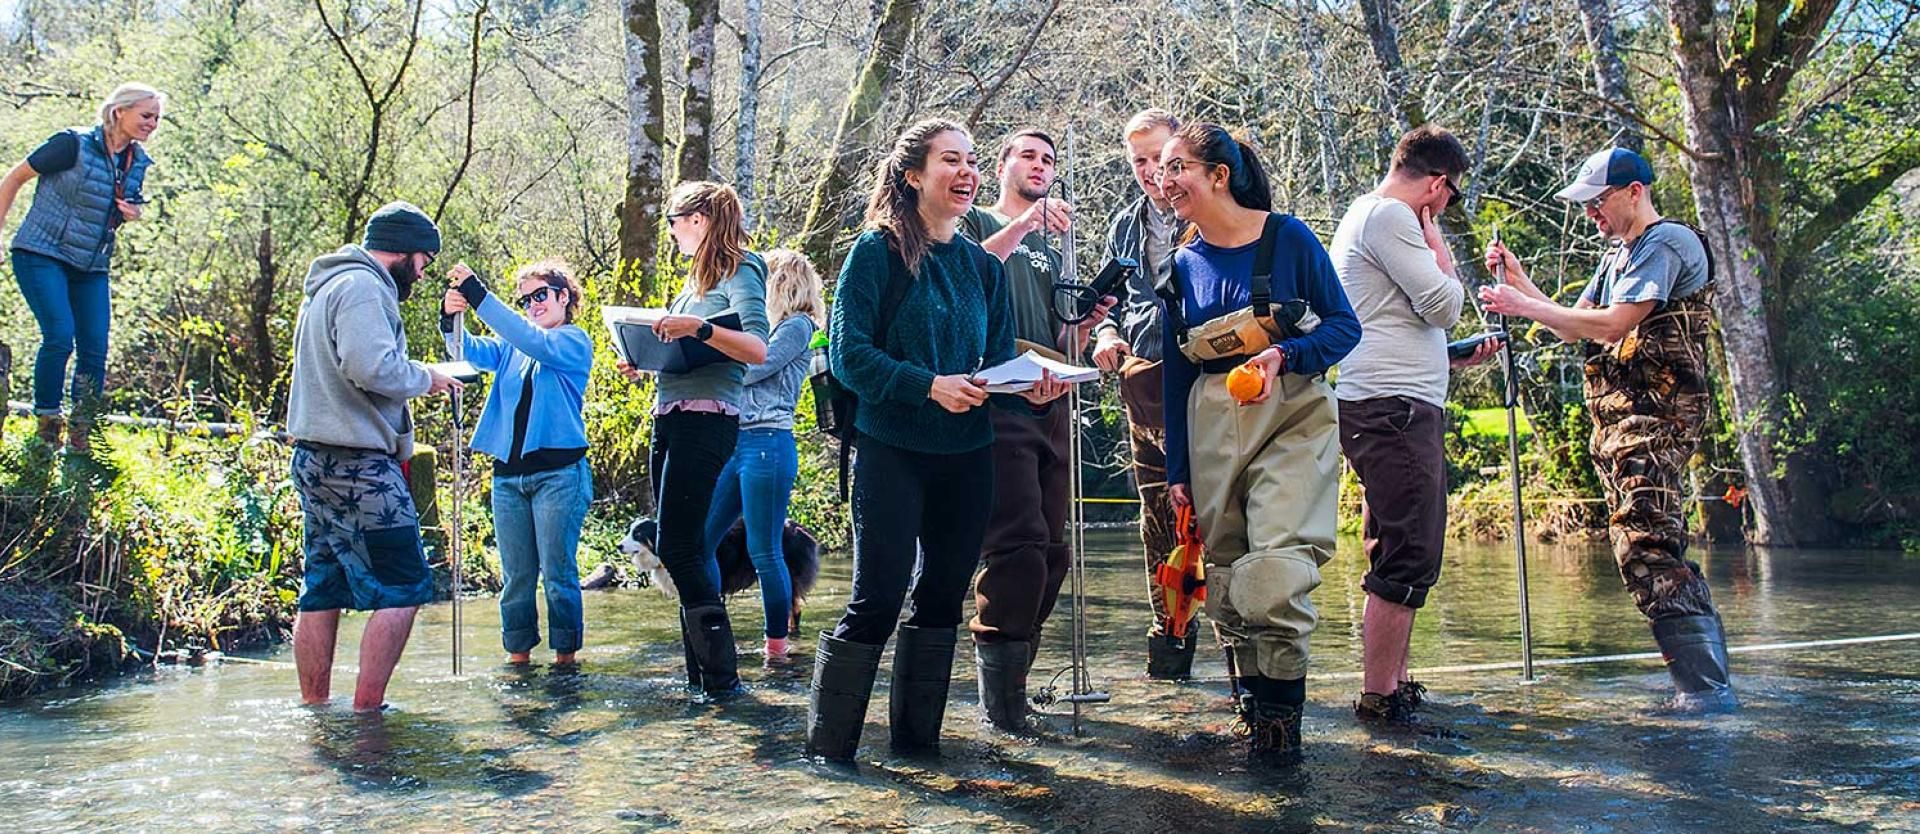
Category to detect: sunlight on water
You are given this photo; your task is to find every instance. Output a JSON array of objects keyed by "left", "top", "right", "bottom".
[{"left": 2, "top": 533, "right": 1916, "bottom": 833}]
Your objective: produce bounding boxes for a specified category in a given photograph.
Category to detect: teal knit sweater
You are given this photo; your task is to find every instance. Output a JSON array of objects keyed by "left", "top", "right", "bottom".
[{"left": 829, "top": 229, "right": 1016, "bottom": 454}]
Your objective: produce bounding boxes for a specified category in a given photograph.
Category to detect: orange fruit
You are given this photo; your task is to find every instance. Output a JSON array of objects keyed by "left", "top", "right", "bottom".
[{"left": 1225, "top": 362, "right": 1265, "bottom": 403}]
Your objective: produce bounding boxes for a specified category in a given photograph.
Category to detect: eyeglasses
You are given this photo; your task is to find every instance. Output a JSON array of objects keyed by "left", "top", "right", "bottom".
[
  {"left": 666, "top": 210, "right": 698, "bottom": 224},
  {"left": 1583, "top": 186, "right": 1622, "bottom": 212},
  {"left": 516, "top": 286, "right": 563, "bottom": 309},
  {"left": 1157, "top": 157, "right": 1214, "bottom": 180}
]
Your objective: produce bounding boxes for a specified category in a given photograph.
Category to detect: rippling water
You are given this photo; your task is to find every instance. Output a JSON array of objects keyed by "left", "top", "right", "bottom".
[{"left": 2, "top": 532, "right": 1916, "bottom": 833}]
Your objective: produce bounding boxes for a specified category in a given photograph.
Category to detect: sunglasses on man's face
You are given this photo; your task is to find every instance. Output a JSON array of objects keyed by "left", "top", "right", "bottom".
[
  {"left": 1434, "top": 173, "right": 1462, "bottom": 209},
  {"left": 516, "top": 286, "right": 563, "bottom": 309}
]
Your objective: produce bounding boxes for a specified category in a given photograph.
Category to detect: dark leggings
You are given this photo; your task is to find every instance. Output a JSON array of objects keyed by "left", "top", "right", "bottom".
[
  {"left": 830, "top": 435, "right": 995, "bottom": 647},
  {"left": 649, "top": 409, "right": 739, "bottom": 607}
]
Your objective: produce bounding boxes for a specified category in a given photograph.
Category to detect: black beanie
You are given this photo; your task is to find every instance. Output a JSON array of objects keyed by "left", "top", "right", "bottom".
[{"left": 362, "top": 201, "right": 442, "bottom": 254}]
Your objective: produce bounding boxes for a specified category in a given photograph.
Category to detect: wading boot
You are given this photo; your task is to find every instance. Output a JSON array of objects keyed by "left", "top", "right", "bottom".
[
  {"left": 888, "top": 624, "right": 957, "bottom": 754},
  {"left": 806, "top": 631, "right": 883, "bottom": 761},
  {"left": 1651, "top": 614, "right": 1738, "bottom": 714},
  {"left": 1354, "top": 681, "right": 1427, "bottom": 724},
  {"left": 683, "top": 603, "right": 743, "bottom": 701},
  {"left": 1146, "top": 632, "right": 1196, "bottom": 680},
  {"left": 64, "top": 418, "right": 91, "bottom": 455},
  {"left": 678, "top": 608, "right": 702, "bottom": 692},
  {"left": 975, "top": 639, "right": 1042, "bottom": 736},
  {"left": 1235, "top": 676, "right": 1304, "bottom": 767},
  {"left": 35, "top": 415, "right": 62, "bottom": 449}
]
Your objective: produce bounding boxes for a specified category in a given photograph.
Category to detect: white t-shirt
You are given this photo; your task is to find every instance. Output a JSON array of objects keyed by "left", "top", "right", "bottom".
[{"left": 1328, "top": 194, "right": 1465, "bottom": 407}]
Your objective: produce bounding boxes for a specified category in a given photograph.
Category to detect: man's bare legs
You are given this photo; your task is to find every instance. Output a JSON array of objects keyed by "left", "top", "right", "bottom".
[
  {"left": 353, "top": 606, "right": 419, "bottom": 711},
  {"left": 295, "top": 610, "right": 341, "bottom": 705},
  {"left": 1362, "top": 593, "right": 1416, "bottom": 698}
]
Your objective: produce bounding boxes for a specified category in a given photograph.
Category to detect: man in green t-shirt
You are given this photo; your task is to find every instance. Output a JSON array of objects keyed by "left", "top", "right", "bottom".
[{"left": 958, "top": 129, "right": 1112, "bottom": 734}]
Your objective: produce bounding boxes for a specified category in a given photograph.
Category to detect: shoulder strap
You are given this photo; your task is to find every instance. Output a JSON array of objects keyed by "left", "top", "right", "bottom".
[
  {"left": 1647, "top": 218, "right": 1715, "bottom": 288},
  {"left": 1250, "top": 212, "right": 1284, "bottom": 317}
]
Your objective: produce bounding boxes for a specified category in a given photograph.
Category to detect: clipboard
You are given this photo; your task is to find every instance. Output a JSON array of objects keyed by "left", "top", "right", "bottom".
[{"left": 603, "top": 308, "right": 744, "bottom": 374}]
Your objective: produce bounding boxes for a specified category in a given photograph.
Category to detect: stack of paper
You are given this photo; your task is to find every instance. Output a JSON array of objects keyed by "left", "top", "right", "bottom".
[{"left": 973, "top": 350, "right": 1101, "bottom": 393}]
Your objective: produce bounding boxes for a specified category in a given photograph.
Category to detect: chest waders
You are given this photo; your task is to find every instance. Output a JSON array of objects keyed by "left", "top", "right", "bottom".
[{"left": 1583, "top": 219, "right": 1736, "bottom": 711}]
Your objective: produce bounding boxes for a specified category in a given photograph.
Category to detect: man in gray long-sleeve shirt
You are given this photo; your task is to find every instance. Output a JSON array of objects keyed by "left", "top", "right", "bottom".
[
  {"left": 1330, "top": 126, "right": 1498, "bottom": 724},
  {"left": 287, "top": 201, "right": 462, "bottom": 712}
]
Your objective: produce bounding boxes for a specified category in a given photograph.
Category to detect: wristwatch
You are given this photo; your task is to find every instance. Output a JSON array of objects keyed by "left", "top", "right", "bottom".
[{"left": 695, "top": 321, "right": 715, "bottom": 341}]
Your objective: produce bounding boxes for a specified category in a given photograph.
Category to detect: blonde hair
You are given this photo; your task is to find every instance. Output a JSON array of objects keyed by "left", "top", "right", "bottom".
[
  {"left": 667, "top": 181, "right": 748, "bottom": 295},
  {"left": 1123, "top": 108, "right": 1180, "bottom": 140},
  {"left": 99, "top": 83, "right": 166, "bottom": 129},
  {"left": 762, "top": 249, "right": 825, "bottom": 328},
  {"left": 513, "top": 258, "right": 584, "bottom": 323}
]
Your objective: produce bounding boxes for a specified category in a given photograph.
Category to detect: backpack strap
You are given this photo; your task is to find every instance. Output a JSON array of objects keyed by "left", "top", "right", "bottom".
[{"left": 1249, "top": 212, "right": 1283, "bottom": 318}]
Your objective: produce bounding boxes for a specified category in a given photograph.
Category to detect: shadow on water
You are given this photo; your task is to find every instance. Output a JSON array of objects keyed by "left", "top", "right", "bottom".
[{"left": 305, "top": 707, "right": 552, "bottom": 797}]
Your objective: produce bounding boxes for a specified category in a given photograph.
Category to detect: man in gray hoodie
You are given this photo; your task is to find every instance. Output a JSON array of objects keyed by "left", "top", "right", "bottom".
[{"left": 287, "top": 201, "right": 462, "bottom": 711}]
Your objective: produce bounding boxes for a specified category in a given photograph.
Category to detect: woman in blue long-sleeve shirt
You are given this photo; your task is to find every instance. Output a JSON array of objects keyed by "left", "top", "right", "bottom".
[
  {"left": 1156, "top": 123, "right": 1360, "bottom": 767},
  {"left": 442, "top": 259, "right": 595, "bottom": 666},
  {"left": 698, "top": 249, "right": 824, "bottom": 666}
]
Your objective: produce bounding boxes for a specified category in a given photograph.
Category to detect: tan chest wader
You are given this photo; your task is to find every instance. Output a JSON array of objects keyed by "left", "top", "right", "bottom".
[
  {"left": 1156, "top": 213, "right": 1340, "bottom": 692},
  {"left": 1583, "top": 220, "right": 1737, "bottom": 710}
]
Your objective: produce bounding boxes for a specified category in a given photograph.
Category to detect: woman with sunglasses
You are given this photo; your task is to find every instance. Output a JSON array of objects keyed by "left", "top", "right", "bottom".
[
  {"left": 617, "top": 181, "right": 769, "bottom": 701},
  {"left": 443, "top": 259, "right": 595, "bottom": 666},
  {"left": 1156, "top": 123, "right": 1360, "bottom": 766}
]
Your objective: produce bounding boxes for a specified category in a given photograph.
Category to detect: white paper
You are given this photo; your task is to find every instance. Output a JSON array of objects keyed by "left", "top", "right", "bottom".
[
  {"left": 973, "top": 350, "right": 1100, "bottom": 393},
  {"left": 601, "top": 305, "right": 668, "bottom": 326},
  {"left": 426, "top": 360, "right": 482, "bottom": 382}
]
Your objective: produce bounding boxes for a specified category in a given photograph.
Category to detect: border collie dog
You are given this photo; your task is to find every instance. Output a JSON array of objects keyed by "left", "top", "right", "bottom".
[{"left": 617, "top": 517, "right": 821, "bottom": 635}]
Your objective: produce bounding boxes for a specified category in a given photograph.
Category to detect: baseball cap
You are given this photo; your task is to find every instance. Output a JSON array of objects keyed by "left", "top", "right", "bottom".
[{"left": 1554, "top": 148, "right": 1655, "bottom": 203}]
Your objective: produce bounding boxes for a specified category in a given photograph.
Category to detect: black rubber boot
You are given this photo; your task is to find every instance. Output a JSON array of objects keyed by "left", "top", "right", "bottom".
[
  {"left": 975, "top": 640, "right": 1040, "bottom": 735},
  {"left": 889, "top": 624, "right": 957, "bottom": 753},
  {"left": 1235, "top": 676, "right": 1304, "bottom": 766},
  {"left": 806, "top": 631, "right": 883, "bottom": 761},
  {"left": 683, "top": 603, "right": 742, "bottom": 701},
  {"left": 1146, "top": 632, "right": 1197, "bottom": 680},
  {"left": 1651, "top": 614, "right": 1738, "bottom": 714},
  {"left": 678, "top": 608, "right": 702, "bottom": 692}
]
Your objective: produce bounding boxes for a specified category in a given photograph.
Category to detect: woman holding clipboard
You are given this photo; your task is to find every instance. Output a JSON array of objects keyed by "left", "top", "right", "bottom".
[{"left": 617, "top": 180, "right": 770, "bottom": 701}]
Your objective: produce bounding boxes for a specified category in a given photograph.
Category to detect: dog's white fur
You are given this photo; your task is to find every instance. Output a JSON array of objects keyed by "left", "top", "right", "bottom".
[{"left": 617, "top": 521, "right": 680, "bottom": 600}]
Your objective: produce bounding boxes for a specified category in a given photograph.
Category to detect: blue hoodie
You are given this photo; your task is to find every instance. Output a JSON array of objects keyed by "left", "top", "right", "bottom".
[{"left": 460, "top": 294, "right": 595, "bottom": 460}]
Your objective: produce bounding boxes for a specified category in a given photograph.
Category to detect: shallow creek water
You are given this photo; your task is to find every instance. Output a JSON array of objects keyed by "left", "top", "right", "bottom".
[{"left": 2, "top": 532, "right": 1916, "bottom": 833}]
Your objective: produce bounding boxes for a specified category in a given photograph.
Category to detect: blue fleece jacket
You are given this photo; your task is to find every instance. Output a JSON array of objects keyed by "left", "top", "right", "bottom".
[
  {"left": 1162, "top": 214, "right": 1361, "bottom": 486},
  {"left": 460, "top": 294, "right": 595, "bottom": 460}
]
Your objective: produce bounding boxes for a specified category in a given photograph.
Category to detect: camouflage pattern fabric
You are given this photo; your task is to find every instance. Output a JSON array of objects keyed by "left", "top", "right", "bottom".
[
  {"left": 1118, "top": 357, "right": 1187, "bottom": 636},
  {"left": 1582, "top": 284, "right": 1718, "bottom": 621}
]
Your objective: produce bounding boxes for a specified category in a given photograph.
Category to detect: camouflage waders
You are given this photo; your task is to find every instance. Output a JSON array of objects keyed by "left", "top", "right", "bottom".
[{"left": 1582, "top": 283, "right": 1718, "bottom": 622}]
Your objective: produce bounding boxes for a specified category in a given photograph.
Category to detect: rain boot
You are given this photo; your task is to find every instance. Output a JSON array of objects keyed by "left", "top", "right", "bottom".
[
  {"left": 1651, "top": 614, "right": 1738, "bottom": 713},
  {"left": 683, "top": 603, "right": 742, "bottom": 701},
  {"left": 806, "top": 631, "right": 883, "bottom": 761},
  {"left": 35, "top": 415, "right": 62, "bottom": 448},
  {"left": 678, "top": 607, "right": 705, "bottom": 692},
  {"left": 888, "top": 624, "right": 956, "bottom": 753},
  {"left": 1146, "top": 632, "right": 1196, "bottom": 680},
  {"left": 975, "top": 639, "right": 1041, "bottom": 735},
  {"left": 65, "top": 417, "right": 91, "bottom": 455},
  {"left": 1236, "top": 676, "right": 1304, "bottom": 766}
]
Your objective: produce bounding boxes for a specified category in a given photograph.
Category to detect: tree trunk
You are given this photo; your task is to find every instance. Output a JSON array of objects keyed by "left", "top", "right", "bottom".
[
  {"left": 1299, "top": 0, "right": 1340, "bottom": 216},
  {"left": 619, "top": 0, "right": 667, "bottom": 301},
  {"left": 677, "top": 0, "right": 718, "bottom": 182},
  {"left": 1665, "top": 0, "right": 1844, "bottom": 545},
  {"left": 735, "top": 0, "right": 763, "bottom": 228},
  {"left": 1573, "top": 0, "right": 1641, "bottom": 151},
  {"left": 251, "top": 208, "right": 279, "bottom": 406},
  {"left": 1356, "top": 0, "right": 1424, "bottom": 131},
  {"left": 799, "top": 0, "right": 926, "bottom": 269}
]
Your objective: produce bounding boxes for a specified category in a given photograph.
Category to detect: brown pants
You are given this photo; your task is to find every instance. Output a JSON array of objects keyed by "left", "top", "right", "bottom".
[
  {"left": 1118, "top": 357, "right": 1187, "bottom": 636},
  {"left": 1338, "top": 396, "right": 1448, "bottom": 609},
  {"left": 971, "top": 405, "right": 1071, "bottom": 645}
]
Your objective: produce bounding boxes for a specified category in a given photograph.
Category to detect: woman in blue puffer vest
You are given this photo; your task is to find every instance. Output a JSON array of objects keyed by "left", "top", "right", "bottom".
[{"left": 0, "top": 83, "right": 164, "bottom": 454}]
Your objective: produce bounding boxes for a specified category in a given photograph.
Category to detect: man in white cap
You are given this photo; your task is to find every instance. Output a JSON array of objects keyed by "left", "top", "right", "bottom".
[{"left": 1480, "top": 147, "right": 1736, "bottom": 713}]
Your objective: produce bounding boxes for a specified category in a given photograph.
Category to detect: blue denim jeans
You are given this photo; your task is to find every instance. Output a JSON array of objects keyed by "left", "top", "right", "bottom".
[
  {"left": 700, "top": 427, "right": 799, "bottom": 639},
  {"left": 492, "top": 458, "right": 593, "bottom": 654},
  {"left": 10, "top": 249, "right": 110, "bottom": 415}
]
